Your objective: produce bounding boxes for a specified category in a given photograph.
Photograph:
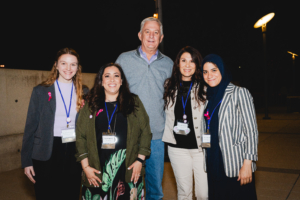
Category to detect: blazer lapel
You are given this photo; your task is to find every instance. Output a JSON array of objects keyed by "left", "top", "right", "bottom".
[
  {"left": 218, "top": 83, "right": 235, "bottom": 133},
  {"left": 48, "top": 84, "right": 56, "bottom": 113},
  {"left": 167, "top": 90, "right": 177, "bottom": 110},
  {"left": 191, "top": 85, "right": 199, "bottom": 109}
]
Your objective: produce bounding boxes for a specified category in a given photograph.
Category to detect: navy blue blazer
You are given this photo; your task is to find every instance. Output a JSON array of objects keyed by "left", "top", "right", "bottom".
[{"left": 21, "top": 84, "right": 57, "bottom": 168}]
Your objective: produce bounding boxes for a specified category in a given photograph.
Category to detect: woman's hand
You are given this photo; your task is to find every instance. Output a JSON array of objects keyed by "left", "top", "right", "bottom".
[
  {"left": 84, "top": 166, "right": 101, "bottom": 187},
  {"left": 128, "top": 161, "right": 142, "bottom": 184},
  {"left": 128, "top": 154, "right": 145, "bottom": 184},
  {"left": 24, "top": 166, "right": 36, "bottom": 184},
  {"left": 81, "top": 158, "right": 101, "bottom": 187},
  {"left": 237, "top": 159, "right": 252, "bottom": 185}
]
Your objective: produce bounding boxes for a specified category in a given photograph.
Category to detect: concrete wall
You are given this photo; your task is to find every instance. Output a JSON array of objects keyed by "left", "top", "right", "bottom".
[{"left": 0, "top": 68, "right": 96, "bottom": 172}]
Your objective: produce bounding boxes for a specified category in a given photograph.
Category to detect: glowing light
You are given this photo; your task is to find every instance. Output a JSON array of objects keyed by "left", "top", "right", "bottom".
[
  {"left": 288, "top": 51, "right": 298, "bottom": 60},
  {"left": 153, "top": 13, "right": 158, "bottom": 19},
  {"left": 254, "top": 13, "right": 275, "bottom": 28},
  {"left": 0, "top": 65, "right": 4, "bottom": 68}
]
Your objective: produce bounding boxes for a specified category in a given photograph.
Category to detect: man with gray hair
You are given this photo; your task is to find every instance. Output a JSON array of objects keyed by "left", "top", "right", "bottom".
[{"left": 116, "top": 17, "right": 173, "bottom": 200}]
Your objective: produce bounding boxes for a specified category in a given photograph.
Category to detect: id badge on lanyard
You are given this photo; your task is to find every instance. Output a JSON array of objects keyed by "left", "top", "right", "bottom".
[
  {"left": 101, "top": 102, "right": 118, "bottom": 149},
  {"left": 56, "top": 80, "right": 75, "bottom": 143},
  {"left": 174, "top": 120, "right": 190, "bottom": 135},
  {"left": 174, "top": 82, "right": 193, "bottom": 136},
  {"left": 201, "top": 129, "right": 211, "bottom": 148},
  {"left": 102, "top": 131, "right": 118, "bottom": 149},
  {"left": 202, "top": 100, "right": 222, "bottom": 148},
  {"left": 61, "top": 126, "right": 76, "bottom": 143}
]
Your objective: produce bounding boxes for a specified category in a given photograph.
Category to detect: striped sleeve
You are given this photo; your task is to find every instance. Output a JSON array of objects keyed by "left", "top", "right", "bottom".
[{"left": 238, "top": 88, "right": 258, "bottom": 161}]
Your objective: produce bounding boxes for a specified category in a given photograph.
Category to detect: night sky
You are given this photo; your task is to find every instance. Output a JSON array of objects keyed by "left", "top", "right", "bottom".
[{"left": 1, "top": 1, "right": 299, "bottom": 107}]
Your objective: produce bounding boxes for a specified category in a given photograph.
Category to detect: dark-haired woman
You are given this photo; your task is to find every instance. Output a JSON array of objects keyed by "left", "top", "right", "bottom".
[
  {"left": 202, "top": 54, "right": 258, "bottom": 200},
  {"left": 162, "top": 46, "right": 208, "bottom": 200},
  {"left": 21, "top": 48, "right": 83, "bottom": 200},
  {"left": 76, "top": 63, "right": 152, "bottom": 200}
]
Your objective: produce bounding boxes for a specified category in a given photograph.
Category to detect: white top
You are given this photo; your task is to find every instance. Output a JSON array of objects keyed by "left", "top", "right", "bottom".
[{"left": 53, "top": 81, "right": 77, "bottom": 137}]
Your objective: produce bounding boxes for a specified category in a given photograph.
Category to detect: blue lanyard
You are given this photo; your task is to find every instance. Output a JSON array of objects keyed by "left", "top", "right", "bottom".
[
  {"left": 56, "top": 80, "right": 73, "bottom": 125},
  {"left": 105, "top": 102, "right": 118, "bottom": 130},
  {"left": 181, "top": 82, "right": 193, "bottom": 114},
  {"left": 207, "top": 100, "right": 222, "bottom": 130}
]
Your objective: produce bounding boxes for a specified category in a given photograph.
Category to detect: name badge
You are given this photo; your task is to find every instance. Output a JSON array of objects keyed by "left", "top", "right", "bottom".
[
  {"left": 61, "top": 127, "right": 76, "bottom": 143},
  {"left": 102, "top": 132, "right": 118, "bottom": 149},
  {"left": 173, "top": 121, "right": 190, "bottom": 135},
  {"left": 201, "top": 130, "right": 211, "bottom": 148}
]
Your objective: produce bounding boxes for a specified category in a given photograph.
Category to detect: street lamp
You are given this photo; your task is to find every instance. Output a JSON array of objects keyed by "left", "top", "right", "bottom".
[
  {"left": 154, "top": 0, "right": 164, "bottom": 53},
  {"left": 287, "top": 51, "right": 298, "bottom": 60},
  {"left": 254, "top": 12, "right": 275, "bottom": 120},
  {"left": 288, "top": 51, "right": 298, "bottom": 94}
]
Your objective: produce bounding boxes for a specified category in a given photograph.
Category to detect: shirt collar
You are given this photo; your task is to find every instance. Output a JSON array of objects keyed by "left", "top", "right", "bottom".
[{"left": 138, "top": 46, "right": 158, "bottom": 64}]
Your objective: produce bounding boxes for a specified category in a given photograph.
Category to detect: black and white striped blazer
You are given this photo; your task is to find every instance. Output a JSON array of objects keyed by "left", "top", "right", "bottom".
[{"left": 203, "top": 83, "right": 258, "bottom": 177}]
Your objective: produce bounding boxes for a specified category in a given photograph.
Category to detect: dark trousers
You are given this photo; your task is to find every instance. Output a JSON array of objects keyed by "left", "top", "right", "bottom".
[{"left": 32, "top": 137, "right": 82, "bottom": 200}]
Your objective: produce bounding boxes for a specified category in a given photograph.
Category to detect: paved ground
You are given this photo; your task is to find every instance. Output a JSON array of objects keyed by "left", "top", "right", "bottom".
[{"left": 1, "top": 108, "right": 300, "bottom": 200}]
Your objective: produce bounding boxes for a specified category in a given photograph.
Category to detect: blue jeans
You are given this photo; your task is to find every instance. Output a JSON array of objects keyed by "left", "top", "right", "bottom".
[{"left": 145, "top": 139, "right": 165, "bottom": 200}]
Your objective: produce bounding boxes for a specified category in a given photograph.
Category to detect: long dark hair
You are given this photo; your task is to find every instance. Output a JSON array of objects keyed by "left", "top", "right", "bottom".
[
  {"left": 87, "top": 63, "right": 136, "bottom": 116},
  {"left": 164, "top": 46, "right": 206, "bottom": 109}
]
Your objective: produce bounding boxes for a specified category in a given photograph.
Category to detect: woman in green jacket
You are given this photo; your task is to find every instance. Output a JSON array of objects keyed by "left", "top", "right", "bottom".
[{"left": 76, "top": 63, "right": 152, "bottom": 200}]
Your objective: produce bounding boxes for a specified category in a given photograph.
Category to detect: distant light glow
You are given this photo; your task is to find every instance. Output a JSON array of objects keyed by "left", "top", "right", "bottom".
[
  {"left": 254, "top": 13, "right": 275, "bottom": 28},
  {"left": 153, "top": 13, "right": 158, "bottom": 19},
  {"left": 288, "top": 51, "right": 298, "bottom": 60},
  {"left": 0, "top": 65, "right": 4, "bottom": 68},
  {"left": 239, "top": 66, "right": 241, "bottom": 68}
]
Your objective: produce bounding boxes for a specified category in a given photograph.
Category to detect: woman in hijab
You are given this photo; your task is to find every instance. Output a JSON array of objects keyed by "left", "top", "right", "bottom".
[{"left": 201, "top": 54, "right": 258, "bottom": 200}]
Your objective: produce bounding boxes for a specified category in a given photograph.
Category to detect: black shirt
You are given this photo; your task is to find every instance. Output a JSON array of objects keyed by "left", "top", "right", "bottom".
[
  {"left": 168, "top": 81, "right": 198, "bottom": 149},
  {"left": 95, "top": 102, "right": 128, "bottom": 166}
]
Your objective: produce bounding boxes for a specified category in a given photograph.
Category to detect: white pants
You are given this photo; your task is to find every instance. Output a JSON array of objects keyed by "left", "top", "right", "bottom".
[{"left": 168, "top": 146, "right": 208, "bottom": 200}]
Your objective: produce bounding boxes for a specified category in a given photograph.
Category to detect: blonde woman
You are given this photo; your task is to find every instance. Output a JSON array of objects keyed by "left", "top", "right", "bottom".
[{"left": 21, "top": 48, "right": 83, "bottom": 200}]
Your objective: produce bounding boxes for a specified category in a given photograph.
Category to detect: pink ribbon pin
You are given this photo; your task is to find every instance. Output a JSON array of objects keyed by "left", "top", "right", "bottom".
[
  {"left": 96, "top": 109, "right": 103, "bottom": 117},
  {"left": 48, "top": 92, "right": 52, "bottom": 101},
  {"left": 204, "top": 111, "right": 210, "bottom": 120}
]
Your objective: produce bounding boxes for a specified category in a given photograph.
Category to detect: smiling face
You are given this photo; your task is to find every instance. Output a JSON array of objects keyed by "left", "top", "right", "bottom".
[
  {"left": 56, "top": 54, "right": 78, "bottom": 83},
  {"left": 203, "top": 62, "right": 222, "bottom": 87},
  {"left": 138, "top": 21, "right": 164, "bottom": 53},
  {"left": 102, "top": 66, "right": 122, "bottom": 100},
  {"left": 179, "top": 52, "right": 196, "bottom": 81}
]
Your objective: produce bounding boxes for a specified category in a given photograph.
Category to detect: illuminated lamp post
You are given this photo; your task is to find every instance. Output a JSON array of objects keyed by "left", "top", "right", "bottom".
[
  {"left": 254, "top": 12, "right": 275, "bottom": 119},
  {"left": 154, "top": 0, "right": 164, "bottom": 53},
  {"left": 287, "top": 51, "right": 298, "bottom": 94}
]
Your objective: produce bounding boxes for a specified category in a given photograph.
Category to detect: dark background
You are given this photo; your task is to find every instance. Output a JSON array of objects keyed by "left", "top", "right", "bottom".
[{"left": 1, "top": 0, "right": 299, "bottom": 109}]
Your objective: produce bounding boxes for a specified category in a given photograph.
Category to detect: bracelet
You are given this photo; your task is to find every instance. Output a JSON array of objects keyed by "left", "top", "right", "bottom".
[{"left": 136, "top": 158, "right": 144, "bottom": 164}]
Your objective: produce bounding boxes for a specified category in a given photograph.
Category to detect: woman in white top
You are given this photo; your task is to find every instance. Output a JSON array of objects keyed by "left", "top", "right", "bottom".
[
  {"left": 162, "top": 46, "right": 208, "bottom": 200},
  {"left": 21, "top": 48, "right": 83, "bottom": 200}
]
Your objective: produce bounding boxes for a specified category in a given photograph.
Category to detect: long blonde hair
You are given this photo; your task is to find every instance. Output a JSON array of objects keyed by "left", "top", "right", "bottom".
[{"left": 41, "top": 47, "right": 83, "bottom": 112}]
